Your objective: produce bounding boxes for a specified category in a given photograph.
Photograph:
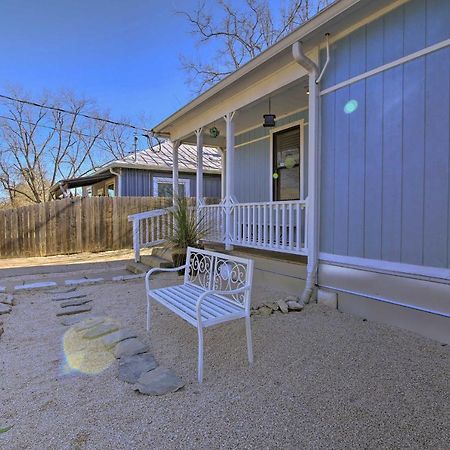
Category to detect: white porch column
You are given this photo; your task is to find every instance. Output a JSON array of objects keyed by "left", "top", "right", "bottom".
[
  {"left": 223, "top": 112, "right": 236, "bottom": 250},
  {"left": 219, "top": 147, "right": 226, "bottom": 200},
  {"left": 195, "top": 128, "right": 204, "bottom": 206},
  {"left": 172, "top": 139, "right": 180, "bottom": 205}
]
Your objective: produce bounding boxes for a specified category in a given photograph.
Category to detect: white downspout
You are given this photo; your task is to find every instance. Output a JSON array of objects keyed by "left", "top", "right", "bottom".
[
  {"left": 292, "top": 40, "right": 321, "bottom": 304},
  {"left": 109, "top": 168, "right": 121, "bottom": 196}
]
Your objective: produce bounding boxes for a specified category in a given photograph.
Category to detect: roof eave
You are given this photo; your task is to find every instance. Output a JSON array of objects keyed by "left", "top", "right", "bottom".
[{"left": 152, "top": 0, "right": 364, "bottom": 135}]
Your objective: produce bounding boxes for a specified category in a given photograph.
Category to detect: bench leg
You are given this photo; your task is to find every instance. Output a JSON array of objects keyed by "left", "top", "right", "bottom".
[
  {"left": 146, "top": 296, "right": 152, "bottom": 332},
  {"left": 245, "top": 315, "right": 253, "bottom": 364},
  {"left": 197, "top": 325, "right": 204, "bottom": 383}
]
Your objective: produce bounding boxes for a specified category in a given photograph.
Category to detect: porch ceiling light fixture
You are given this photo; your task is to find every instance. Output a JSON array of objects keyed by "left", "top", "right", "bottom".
[{"left": 263, "top": 97, "right": 276, "bottom": 127}]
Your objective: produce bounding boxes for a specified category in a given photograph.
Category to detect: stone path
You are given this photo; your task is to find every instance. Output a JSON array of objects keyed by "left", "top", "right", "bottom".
[
  {"left": 0, "top": 293, "right": 16, "bottom": 342},
  {"left": 49, "top": 287, "right": 184, "bottom": 396}
]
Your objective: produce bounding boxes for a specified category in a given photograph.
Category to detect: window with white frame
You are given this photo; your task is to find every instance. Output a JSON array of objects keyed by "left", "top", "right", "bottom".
[{"left": 153, "top": 177, "right": 191, "bottom": 198}]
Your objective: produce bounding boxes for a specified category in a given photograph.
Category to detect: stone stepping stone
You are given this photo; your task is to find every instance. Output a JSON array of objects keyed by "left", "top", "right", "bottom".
[
  {"left": 118, "top": 353, "right": 157, "bottom": 383},
  {"left": 0, "top": 304, "right": 12, "bottom": 315},
  {"left": 0, "top": 294, "right": 14, "bottom": 306},
  {"left": 47, "top": 287, "right": 76, "bottom": 294},
  {"left": 52, "top": 292, "right": 87, "bottom": 302},
  {"left": 133, "top": 367, "right": 184, "bottom": 396},
  {"left": 56, "top": 305, "right": 92, "bottom": 316},
  {"left": 83, "top": 323, "right": 119, "bottom": 340},
  {"left": 102, "top": 329, "right": 137, "bottom": 349},
  {"left": 60, "top": 313, "right": 95, "bottom": 327},
  {"left": 114, "top": 338, "right": 149, "bottom": 359},
  {"left": 73, "top": 317, "right": 106, "bottom": 332},
  {"left": 60, "top": 298, "right": 92, "bottom": 308}
]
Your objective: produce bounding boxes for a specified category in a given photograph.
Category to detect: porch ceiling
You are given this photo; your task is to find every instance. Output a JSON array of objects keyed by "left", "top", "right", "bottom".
[{"left": 180, "top": 77, "right": 309, "bottom": 146}]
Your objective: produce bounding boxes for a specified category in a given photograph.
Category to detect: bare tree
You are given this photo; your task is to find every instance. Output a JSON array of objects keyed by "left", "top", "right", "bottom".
[
  {"left": 179, "top": 0, "right": 331, "bottom": 93},
  {"left": 0, "top": 88, "right": 128, "bottom": 205}
]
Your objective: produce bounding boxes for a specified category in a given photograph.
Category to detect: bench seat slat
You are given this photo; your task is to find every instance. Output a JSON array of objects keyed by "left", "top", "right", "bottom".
[
  {"left": 150, "top": 284, "right": 245, "bottom": 327},
  {"left": 152, "top": 289, "right": 209, "bottom": 321},
  {"left": 182, "top": 284, "right": 240, "bottom": 314},
  {"left": 164, "top": 286, "right": 219, "bottom": 319}
]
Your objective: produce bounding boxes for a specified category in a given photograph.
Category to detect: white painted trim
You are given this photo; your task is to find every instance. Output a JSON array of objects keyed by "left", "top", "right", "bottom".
[
  {"left": 235, "top": 134, "right": 270, "bottom": 149},
  {"left": 320, "top": 38, "right": 450, "bottom": 96},
  {"left": 319, "top": 253, "right": 450, "bottom": 282},
  {"left": 269, "top": 120, "right": 305, "bottom": 202},
  {"left": 153, "top": 176, "right": 191, "bottom": 198}
]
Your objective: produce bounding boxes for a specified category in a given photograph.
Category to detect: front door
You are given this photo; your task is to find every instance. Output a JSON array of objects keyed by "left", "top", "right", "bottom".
[{"left": 272, "top": 125, "right": 302, "bottom": 201}]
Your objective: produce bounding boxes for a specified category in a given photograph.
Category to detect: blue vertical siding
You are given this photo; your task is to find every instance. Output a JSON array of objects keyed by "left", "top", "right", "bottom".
[
  {"left": 320, "top": 0, "right": 450, "bottom": 269},
  {"left": 234, "top": 110, "right": 309, "bottom": 203},
  {"left": 120, "top": 168, "right": 221, "bottom": 198}
]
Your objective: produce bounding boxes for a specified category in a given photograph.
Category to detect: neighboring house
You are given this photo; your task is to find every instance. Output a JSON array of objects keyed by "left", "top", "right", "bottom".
[
  {"left": 50, "top": 142, "right": 223, "bottom": 199},
  {"left": 140, "top": 0, "right": 449, "bottom": 343}
]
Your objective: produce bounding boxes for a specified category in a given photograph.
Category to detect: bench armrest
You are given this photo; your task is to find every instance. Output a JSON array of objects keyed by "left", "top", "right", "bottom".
[
  {"left": 145, "top": 265, "right": 186, "bottom": 292},
  {"left": 196, "top": 285, "right": 251, "bottom": 322}
]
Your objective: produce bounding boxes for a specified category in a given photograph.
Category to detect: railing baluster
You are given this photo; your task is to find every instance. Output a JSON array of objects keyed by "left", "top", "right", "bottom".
[
  {"left": 289, "top": 203, "right": 294, "bottom": 249},
  {"left": 252, "top": 205, "right": 256, "bottom": 245},
  {"left": 296, "top": 204, "right": 301, "bottom": 252},
  {"left": 263, "top": 205, "right": 267, "bottom": 246},
  {"left": 269, "top": 204, "right": 273, "bottom": 247},
  {"left": 275, "top": 204, "right": 279, "bottom": 249},
  {"left": 247, "top": 205, "right": 251, "bottom": 245},
  {"left": 281, "top": 204, "right": 286, "bottom": 248}
]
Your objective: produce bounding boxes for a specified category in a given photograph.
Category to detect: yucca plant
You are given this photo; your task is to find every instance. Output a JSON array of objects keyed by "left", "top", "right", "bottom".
[{"left": 167, "top": 196, "right": 209, "bottom": 268}]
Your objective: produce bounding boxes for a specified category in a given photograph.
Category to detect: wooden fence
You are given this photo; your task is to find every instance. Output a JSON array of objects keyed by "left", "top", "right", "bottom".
[{"left": 0, "top": 197, "right": 177, "bottom": 259}]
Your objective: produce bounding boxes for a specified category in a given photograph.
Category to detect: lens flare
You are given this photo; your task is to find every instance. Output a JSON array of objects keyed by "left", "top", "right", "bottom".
[
  {"left": 62, "top": 318, "right": 117, "bottom": 375},
  {"left": 344, "top": 99, "right": 358, "bottom": 114}
]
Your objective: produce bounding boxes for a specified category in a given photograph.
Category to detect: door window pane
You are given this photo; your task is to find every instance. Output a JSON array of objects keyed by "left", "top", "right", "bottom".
[{"left": 273, "top": 126, "right": 300, "bottom": 201}]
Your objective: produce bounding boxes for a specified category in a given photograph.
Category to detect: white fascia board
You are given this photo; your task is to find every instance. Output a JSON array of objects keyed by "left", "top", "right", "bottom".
[
  {"left": 108, "top": 161, "right": 221, "bottom": 175},
  {"left": 152, "top": 0, "right": 366, "bottom": 136}
]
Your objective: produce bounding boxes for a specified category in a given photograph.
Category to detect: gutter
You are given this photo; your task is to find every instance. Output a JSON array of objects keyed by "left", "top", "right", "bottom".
[{"left": 292, "top": 40, "right": 323, "bottom": 304}]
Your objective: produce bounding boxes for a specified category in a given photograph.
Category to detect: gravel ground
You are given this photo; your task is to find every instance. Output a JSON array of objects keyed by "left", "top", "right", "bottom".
[{"left": 0, "top": 275, "right": 449, "bottom": 449}]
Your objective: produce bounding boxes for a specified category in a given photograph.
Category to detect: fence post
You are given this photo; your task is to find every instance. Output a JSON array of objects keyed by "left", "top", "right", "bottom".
[{"left": 132, "top": 219, "right": 141, "bottom": 262}]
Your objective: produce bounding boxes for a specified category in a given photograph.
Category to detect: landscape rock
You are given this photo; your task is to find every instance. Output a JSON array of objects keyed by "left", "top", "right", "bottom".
[
  {"left": 60, "top": 313, "right": 95, "bottom": 327},
  {"left": 118, "top": 353, "right": 157, "bottom": 383},
  {"left": 264, "top": 301, "right": 279, "bottom": 311},
  {"left": 277, "top": 299, "right": 289, "bottom": 313},
  {"left": 60, "top": 298, "right": 92, "bottom": 308},
  {"left": 114, "top": 338, "right": 149, "bottom": 359},
  {"left": 0, "top": 304, "right": 12, "bottom": 315},
  {"left": 133, "top": 367, "right": 184, "bottom": 395},
  {"left": 15, "top": 281, "right": 57, "bottom": 291},
  {"left": 73, "top": 317, "right": 106, "bottom": 331},
  {"left": 56, "top": 305, "right": 92, "bottom": 316},
  {"left": 286, "top": 300, "right": 304, "bottom": 312},
  {"left": 102, "top": 328, "right": 137, "bottom": 349},
  {"left": 257, "top": 306, "right": 273, "bottom": 316},
  {"left": 52, "top": 292, "right": 87, "bottom": 302},
  {"left": 65, "top": 278, "right": 104, "bottom": 286},
  {"left": 285, "top": 295, "right": 299, "bottom": 302},
  {"left": 0, "top": 294, "right": 14, "bottom": 306},
  {"left": 83, "top": 322, "right": 119, "bottom": 339}
]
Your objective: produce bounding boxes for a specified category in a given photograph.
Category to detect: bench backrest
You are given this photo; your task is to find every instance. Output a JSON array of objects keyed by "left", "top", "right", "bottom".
[{"left": 184, "top": 247, "right": 254, "bottom": 309}]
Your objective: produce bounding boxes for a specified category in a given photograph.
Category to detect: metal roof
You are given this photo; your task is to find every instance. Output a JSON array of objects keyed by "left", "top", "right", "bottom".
[{"left": 112, "top": 141, "right": 222, "bottom": 172}]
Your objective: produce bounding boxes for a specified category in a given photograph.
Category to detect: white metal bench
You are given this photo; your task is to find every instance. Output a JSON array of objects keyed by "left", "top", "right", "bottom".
[{"left": 145, "top": 247, "right": 254, "bottom": 383}]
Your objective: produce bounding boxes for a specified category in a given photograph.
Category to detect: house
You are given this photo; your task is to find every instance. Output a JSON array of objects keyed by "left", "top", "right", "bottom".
[
  {"left": 50, "top": 142, "right": 223, "bottom": 199},
  {"left": 131, "top": 0, "right": 450, "bottom": 344}
]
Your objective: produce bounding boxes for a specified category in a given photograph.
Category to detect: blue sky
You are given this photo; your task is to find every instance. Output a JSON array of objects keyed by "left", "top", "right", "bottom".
[{"left": 0, "top": 0, "right": 205, "bottom": 127}]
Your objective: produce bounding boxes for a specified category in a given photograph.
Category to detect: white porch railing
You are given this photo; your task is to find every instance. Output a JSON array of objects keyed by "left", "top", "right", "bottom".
[
  {"left": 200, "top": 200, "right": 307, "bottom": 255},
  {"left": 130, "top": 200, "right": 307, "bottom": 263},
  {"left": 128, "top": 208, "right": 174, "bottom": 262}
]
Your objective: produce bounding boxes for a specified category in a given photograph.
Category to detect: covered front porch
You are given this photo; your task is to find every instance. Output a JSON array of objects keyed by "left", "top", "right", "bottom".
[{"left": 130, "top": 63, "right": 317, "bottom": 263}]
